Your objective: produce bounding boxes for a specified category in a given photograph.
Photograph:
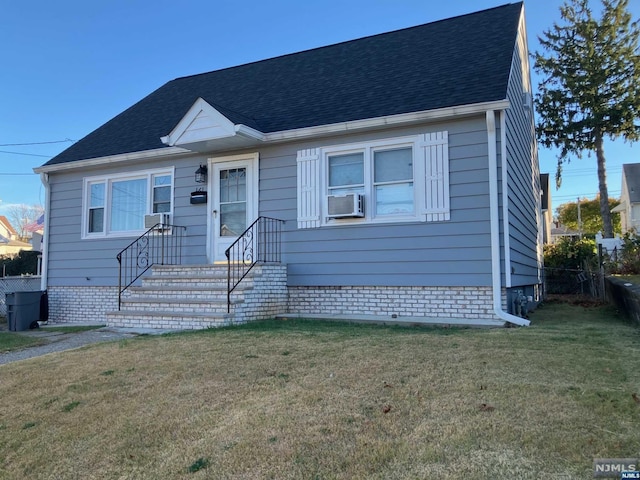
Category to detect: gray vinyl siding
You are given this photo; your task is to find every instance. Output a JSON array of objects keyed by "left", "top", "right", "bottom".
[
  {"left": 45, "top": 117, "right": 493, "bottom": 289},
  {"left": 259, "top": 118, "right": 493, "bottom": 287},
  {"left": 46, "top": 153, "right": 211, "bottom": 287},
  {"left": 503, "top": 22, "right": 542, "bottom": 287}
]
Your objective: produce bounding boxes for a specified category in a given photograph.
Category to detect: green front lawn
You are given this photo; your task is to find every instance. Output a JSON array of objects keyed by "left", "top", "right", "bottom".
[
  {"left": 0, "top": 297, "right": 638, "bottom": 479},
  {"left": 0, "top": 331, "right": 46, "bottom": 353}
]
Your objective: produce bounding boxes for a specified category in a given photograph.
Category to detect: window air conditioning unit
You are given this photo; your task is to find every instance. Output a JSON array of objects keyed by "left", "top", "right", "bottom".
[
  {"left": 327, "top": 193, "right": 365, "bottom": 218},
  {"left": 144, "top": 212, "right": 171, "bottom": 229}
]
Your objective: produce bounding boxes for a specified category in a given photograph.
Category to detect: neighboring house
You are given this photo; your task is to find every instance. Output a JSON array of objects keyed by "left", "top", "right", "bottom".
[
  {"left": 35, "top": 2, "right": 542, "bottom": 329},
  {"left": 550, "top": 223, "right": 581, "bottom": 244},
  {"left": 0, "top": 216, "right": 32, "bottom": 258},
  {"left": 25, "top": 213, "right": 45, "bottom": 252},
  {"left": 612, "top": 163, "right": 640, "bottom": 233},
  {"left": 0, "top": 216, "right": 18, "bottom": 241}
]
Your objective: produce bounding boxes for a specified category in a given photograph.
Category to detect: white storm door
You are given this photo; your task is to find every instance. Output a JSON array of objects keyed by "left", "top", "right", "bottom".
[{"left": 211, "top": 157, "right": 258, "bottom": 262}]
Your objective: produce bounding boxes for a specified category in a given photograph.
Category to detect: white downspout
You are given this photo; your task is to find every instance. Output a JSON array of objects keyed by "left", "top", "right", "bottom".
[
  {"left": 486, "top": 110, "right": 530, "bottom": 327},
  {"left": 39, "top": 173, "right": 50, "bottom": 292},
  {"left": 500, "top": 111, "right": 512, "bottom": 288}
]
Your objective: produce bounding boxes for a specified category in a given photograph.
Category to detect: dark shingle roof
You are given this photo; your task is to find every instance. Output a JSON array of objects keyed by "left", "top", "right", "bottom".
[{"left": 45, "top": 2, "right": 522, "bottom": 166}]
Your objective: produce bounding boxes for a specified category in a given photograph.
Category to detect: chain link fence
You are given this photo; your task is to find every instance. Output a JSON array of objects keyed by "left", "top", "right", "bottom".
[
  {"left": 0, "top": 276, "right": 41, "bottom": 317},
  {"left": 544, "top": 267, "right": 605, "bottom": 299}
]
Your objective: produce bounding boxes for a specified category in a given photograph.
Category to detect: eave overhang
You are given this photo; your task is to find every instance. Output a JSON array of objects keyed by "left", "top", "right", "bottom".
[
  {"left": 612, "top": 202, "right": 626, "bottom": 213},
  {"left": 35, "top": 98, "right": 510, "bottom": 174}
]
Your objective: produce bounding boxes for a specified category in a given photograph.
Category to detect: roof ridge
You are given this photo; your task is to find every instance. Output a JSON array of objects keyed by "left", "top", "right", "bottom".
[
  {"left": 43, "top": 2, "right": 524, "bottom": 166},
  {"left": 171, "top": 2, "right": 522, "bottom": 83}
]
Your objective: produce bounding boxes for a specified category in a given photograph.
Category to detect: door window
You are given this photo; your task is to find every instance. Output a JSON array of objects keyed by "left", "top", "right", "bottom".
[{"left": 219, "top": 168, "right": 247, "bottom": 236}]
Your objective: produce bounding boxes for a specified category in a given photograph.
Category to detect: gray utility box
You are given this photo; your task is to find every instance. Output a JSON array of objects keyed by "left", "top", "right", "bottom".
[{"left": 6, "top": 291, "right": 43, "bottom": 331}]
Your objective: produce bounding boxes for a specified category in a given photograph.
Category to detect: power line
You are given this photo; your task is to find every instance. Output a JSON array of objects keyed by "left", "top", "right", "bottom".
[
  {"left": 0, "top": 173, "right": 36, "bottom": 176},
  {"left": 0, "top": 139, "right": 75, "bottom": 147},
  {"left": 0, "top": 150, "right": 51, "bottom": 158},
  {"left": 554, "top": 190, "right": 622, "bottom": 196},
  {"left": 549, "top": 169, "right": 623, "bottom": 178},
  {"left": 553, "top": 192, "right": 622, "bottom": 203}
]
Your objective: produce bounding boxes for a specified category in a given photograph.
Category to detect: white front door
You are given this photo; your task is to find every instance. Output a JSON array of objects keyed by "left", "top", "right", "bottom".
[{"left": 209, "top": 155, "right": 258, "bottom": 262}]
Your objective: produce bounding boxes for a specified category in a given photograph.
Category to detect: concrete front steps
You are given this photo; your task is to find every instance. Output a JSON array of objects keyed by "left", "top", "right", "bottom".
[{"left": 106, "top": 264, "right": 288, "bottom": 330}]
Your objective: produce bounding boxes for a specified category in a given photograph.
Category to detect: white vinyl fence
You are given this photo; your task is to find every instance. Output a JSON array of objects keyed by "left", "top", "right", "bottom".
[{"left": 0, "top": 276, "right": 42, "bottom": 317}]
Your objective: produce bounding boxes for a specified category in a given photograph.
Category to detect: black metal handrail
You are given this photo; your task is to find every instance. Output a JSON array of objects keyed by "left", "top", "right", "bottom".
[
  {"left": 116, "top": 223, "right": 187, "bottom": 309},
  {"left": 225, "top": 216, "right": 285, "bottom": 313}
]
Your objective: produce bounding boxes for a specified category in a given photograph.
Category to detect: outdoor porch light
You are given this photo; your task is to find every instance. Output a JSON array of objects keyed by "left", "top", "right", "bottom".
[{"left": 195, "top": 164, "right": 207, "bottom": 183}]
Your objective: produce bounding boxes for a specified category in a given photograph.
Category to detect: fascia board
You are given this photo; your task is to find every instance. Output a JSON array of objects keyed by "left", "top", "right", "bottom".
[
  {"left": 262, "top": 100, "right": 511, "bottom": 142},
  {"left": 33, "top": 147, "right": 191, "bottom": 174},
  {"left": 36, "top": 100, "right": 509, "bottom": 173}
]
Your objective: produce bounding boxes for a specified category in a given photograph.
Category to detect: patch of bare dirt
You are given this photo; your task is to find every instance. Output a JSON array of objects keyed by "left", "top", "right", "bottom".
[{"left": 544, "top": 294, "right": 607, "bottom": 308}]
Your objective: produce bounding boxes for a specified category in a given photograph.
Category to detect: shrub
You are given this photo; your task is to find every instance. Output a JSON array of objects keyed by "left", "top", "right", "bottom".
[
  {"left": 544, "top": 238, "right": 598, "bottom": 294},
  {"left": 544, "top": 237, "right": 597, "bottom": 270},
  {"left": 608, "top": 232, "right": 640, "bottom": 274},
  {"left": 0, "top": 250, "right": 40, "bottom": 276}
]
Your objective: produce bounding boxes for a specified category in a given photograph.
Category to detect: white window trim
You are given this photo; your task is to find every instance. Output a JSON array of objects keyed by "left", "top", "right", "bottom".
[
  {"left": 321, "top": 134, "right": 425, "bottom": 226},
  {"left": 81, "top": 167, "right": 175, "bottom": 239},
  {"left": 296, "top": 131, "right": 449, "bottom": 229}
]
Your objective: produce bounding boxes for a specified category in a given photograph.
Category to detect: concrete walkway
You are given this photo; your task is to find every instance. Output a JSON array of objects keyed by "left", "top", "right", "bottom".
[{"left": 0, "top": 324, "right": 172, "bottom": 366}]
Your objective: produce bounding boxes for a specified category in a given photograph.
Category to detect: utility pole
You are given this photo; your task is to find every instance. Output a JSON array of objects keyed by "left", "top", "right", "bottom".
[{"left": 577, "top": 197, "right": 582, "bottom": 239}]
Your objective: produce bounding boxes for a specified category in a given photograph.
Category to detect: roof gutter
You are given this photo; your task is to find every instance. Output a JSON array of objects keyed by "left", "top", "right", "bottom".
[
  {"left": 33, "top": 146, "right": 191, "bottom": 174},
  {"left": 263, "top": 99, "right": 511, "bottom": 142},
  {"left": 486, "top": 110, "right": 530, "bottom": 327},
  {"left": 39, "top": 173, "right": 50, "bottom": 292},
  {"left": 34, "top": 100, "right": 510, "bottom": 174}
]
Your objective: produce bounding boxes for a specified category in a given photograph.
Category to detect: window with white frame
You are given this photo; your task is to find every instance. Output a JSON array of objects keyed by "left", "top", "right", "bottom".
[
  {"left": 372, "top": 147, "right": 414, "bottom": 216},
  {"left": 152, "top": 174, "right": 172, "bottom": 213},
  {"left": 328, "top": 152, "right": 365, "bottom": 196},
  {"left": 82, "top": 169, "right": 174, "bottom": 238},
  {"left": 88, "top": 182, "right": 105, "bottom": 233},
  {"left": 296, "top": 132, "right": 449, "bottom": 228}
]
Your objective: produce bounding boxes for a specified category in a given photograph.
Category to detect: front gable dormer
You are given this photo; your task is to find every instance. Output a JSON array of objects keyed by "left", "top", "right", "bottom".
[{"left": 161, "top": 98, "right": 264, "bottom": 152}]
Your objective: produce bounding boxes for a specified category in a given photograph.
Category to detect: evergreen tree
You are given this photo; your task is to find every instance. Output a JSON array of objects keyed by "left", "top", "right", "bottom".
[{"left": 534, "top": 0, "right": 640, "bottom": 238}]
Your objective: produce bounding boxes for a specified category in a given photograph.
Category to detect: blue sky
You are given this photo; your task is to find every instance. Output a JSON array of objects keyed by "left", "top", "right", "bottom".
[{"left": 2, "top": 0, "right": 639, "bottom": 216}]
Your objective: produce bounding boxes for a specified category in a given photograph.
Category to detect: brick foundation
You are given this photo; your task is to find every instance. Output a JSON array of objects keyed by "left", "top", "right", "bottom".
[
  {"left": 48, "top": 286, "right": 118, "bottom": 324},
  {"left": 287, "top": 285, "right": 498, "bottom": 319},
  {"left": 233, "top": 265, "right": 288, "bottom": 323},
  {"left": 48, "top": 280, "right": 504, "bottom": 328}
]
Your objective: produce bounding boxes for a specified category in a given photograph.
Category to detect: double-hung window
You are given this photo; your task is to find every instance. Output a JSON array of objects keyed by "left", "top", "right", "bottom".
[
  {"left": 297, "top": 131, "right": 449, "bottom": 228},
  {"left": 88, "top": 183, "right": 105, "bottom": 234},
  {"left": 83, "top": 168, "right": 174, "bottom": 238},
  {"left": 326, "top": 146, "right": 415, "bottom": 219},
  {"left": 152, "top": 174, "right": 172, "bottom": 213},
  {"left": 328, "top": 152, "right": 364, "bottom": 196},
  {"left": 323, "top": 138, "right": 419, "bottom": 223},
  {"left": 372, "top": 147, "right": 414, "bottom": 216}
]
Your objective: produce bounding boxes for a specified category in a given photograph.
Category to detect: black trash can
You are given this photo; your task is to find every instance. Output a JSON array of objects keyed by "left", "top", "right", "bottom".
[
  {"left": 40, "top": 290, "right": 49, "bottom": 323},
  {"left": 6, "top": 291, "right": 44, "bottom": 331}
]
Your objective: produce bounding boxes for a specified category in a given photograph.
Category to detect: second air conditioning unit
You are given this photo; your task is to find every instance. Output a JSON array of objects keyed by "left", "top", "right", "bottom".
[{"left": 144, "top": 212, "right": 171, "bottom": 229}]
